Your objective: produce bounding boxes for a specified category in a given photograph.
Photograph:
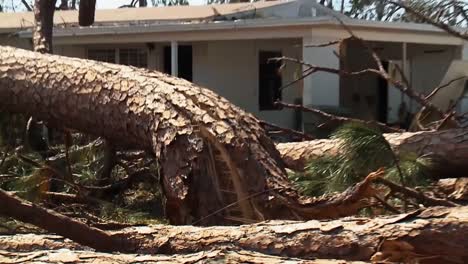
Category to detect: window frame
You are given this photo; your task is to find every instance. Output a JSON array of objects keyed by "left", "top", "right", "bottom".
[{"left": 86, "top": 46, "right": 149, "bottom": 68}]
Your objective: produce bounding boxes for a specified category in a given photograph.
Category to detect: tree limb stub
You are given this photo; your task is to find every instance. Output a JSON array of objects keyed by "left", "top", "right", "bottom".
[{"left": 0, "top": 206, "right": 467, "bottom": 263}]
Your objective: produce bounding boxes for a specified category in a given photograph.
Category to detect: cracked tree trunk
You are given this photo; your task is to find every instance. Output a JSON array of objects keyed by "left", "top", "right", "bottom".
[
  {"left": 0, "top": 206, "right": 467, "bottom": 263},
  {"left": 0, "top": 46, "right": 374, "bottom": 225},
  {"left": 277, "top": 128, "right": 468, "bottom": 172}
]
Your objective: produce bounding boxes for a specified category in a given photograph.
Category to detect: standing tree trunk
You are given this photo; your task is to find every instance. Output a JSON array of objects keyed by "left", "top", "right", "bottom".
[
  {"left": 0, "top": 46, "right": 376, "bottom": 225},
  {"left": 33, "top": 0, "right": 56, "bottom": 54},
  {"left": 79, "top": 0, "right": 96, "bottom": 26},
  {"left": 277, "top": 129, "right": 468, "bottom": 172}
]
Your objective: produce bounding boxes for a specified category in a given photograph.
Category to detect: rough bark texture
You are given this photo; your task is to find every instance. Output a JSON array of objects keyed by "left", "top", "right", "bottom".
[
  {"left": 0, "top": 46, "right": 373, "bottom": 225},
  {"left": 430, "top": 178, "right": 468, "bottom": 202},
  {"left": 0, "top": 249, "right": 367, "bottom": 263},
  {"left": 0, "top": 167, "right": 383, "bottom": 252},
  {"left": 33, "top": 0, "right": 57, "bottom": 53},
  {"left": 0, "top": 206, "right": 466, "bottom": 263},
  {"left": 277, "top": 129, "right": 468, "bottom": 171}
]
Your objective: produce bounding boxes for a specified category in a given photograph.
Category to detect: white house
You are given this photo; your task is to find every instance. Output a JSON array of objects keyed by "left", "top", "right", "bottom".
[{"left": 0, "top": 0, "right": 466, "bottom": 132}]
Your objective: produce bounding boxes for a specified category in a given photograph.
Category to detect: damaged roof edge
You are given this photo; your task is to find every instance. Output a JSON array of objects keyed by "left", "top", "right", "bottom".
[{"left": 15, "top": 16, "right": 462, "bottom": 41}]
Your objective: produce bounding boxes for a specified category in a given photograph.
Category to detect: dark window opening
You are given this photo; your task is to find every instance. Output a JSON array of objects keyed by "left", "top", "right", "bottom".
[
  {"left": 119, "top": 48, "right": 148, "bottom": 68},
  {"left": 87, "top": 49, "right": 115, "bottom": 63},
  {"left": 259, "top": 51, "right": 282, "bottom": 111},
  {"left": 377, "top": 61, "right": 389, "bottom": 123},
  {"left": 163, "top": 45, "right": 193, "bottom": 82}
]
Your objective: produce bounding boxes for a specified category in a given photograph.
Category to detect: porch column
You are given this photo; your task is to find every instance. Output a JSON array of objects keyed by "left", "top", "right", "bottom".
[
  {"left": 171, "top": 41, "right": 178, "bottom": 77},
  {"left": 402, "top": 42, "right": 407, "bottom": 102},
  {"left": 461, "top": 41, "right": 468, "bottom": 59}
]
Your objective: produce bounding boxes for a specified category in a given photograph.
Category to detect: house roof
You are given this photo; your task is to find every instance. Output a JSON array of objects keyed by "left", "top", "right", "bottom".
[
  {"left": 0, "top": 0, "right": 462, "bottom": 46},
  {"left": 0, "top": 1, "right": 291, "bottom": 33}
]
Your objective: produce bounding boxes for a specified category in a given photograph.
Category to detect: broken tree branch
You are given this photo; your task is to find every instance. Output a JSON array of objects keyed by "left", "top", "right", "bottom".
[
  {"left": 259, "top": 120, "right": 314, "bottom": 141},
  {"left": 0, "top": 189, "right": 130, "bottom": 252},
  {"left": 275, "top": 101, "right": 402, "bottom": 133},
  {"left": 391, "top": 1, "right": 468, "bottom": 41},
  {"left": 376, "top": 177, "right": 459, "bottom": 207},
  {"left": 1, "top": 206, "right": 467, "bottom": 263}
]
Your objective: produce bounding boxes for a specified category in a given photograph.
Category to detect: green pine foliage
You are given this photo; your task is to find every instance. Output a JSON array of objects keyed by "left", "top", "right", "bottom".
[{"left": 290, "top": 123, "right": 433, "bottom": 196}]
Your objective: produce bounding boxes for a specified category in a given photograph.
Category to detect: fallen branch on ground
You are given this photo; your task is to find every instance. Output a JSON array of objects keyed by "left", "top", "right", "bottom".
[
  {"left": 0, "top": 249, "right": 367, "bottom": 263},
  {"left": 0, "top": 206, "right": 467, "bottom": 263}
]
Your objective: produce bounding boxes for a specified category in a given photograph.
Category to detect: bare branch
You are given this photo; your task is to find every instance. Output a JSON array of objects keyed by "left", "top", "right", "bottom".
[
  {"left": 0, "top": 189, "right": 131, "bottom": 252},
  {"left": 259, "top": 120, "right": 315, "bottom": 141},
  {"left": 274, "top": 56, "right": 381, "bottom": 76},
  {"left": 275, "top": 101, "right": 403, "bottom": 133},
  {"left": 391, "top": 1, "right": 468, "bottom": 41},
  {"left": 21, "top": 0, "right": 33, "bottom": 11},
  {"left": 425, "top": 76, "right": 466, "bottom": 100},
  {"left": 332, "top": 16, "right": 446, "bottom": 117},
  {"left": 376, "top": 177, "right": 459, "bottom": 207},
  {"left": 304, "top": 40, "right": 341, "bottom": 48}
]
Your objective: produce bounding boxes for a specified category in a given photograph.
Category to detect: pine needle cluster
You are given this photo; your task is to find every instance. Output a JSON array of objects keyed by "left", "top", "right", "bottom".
[{"left": 290, "top": 123, "right": 433, "bottom": 196}]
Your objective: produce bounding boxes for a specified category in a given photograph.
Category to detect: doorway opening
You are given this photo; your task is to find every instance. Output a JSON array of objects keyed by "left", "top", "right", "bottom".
[
  {"left": 377, "top": 61, "right": 389, "bottom": 123},
  {"left": 163, "top": 45, "right": 193, "bottom": 82}
]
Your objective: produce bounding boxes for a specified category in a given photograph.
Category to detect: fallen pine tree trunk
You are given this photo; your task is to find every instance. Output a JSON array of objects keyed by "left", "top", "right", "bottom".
[
  {"left": 0, "top": 206, "right": 467, "bottom": 263},
  {"left": 428, "top": 177, "right": 468, "bottom": 202},
  {"left": 0, "top": 249, "right": 367, "bottom": 264},
  {"left": 277, "top": 128, "right": 468, "bottom": 171},
  {"left": 0, "top": 170, "right": 387, "bottom": 251},
  {"left": 0, "top": 46, "right": 391, "bottom": 225}
]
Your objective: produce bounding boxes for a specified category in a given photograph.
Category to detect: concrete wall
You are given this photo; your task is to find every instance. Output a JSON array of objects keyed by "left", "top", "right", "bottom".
[
  {"left": 334, "top": 40, "right": 458, "bottom": 124},
  {"left": 0, "top": 34, "right": 32, "bottom": 50},
  {"left": 302, "top": 36, "right": 340, "bottom": 108},
  {"left": 192, "top": 39, "right": 302, "bottom": 128}
]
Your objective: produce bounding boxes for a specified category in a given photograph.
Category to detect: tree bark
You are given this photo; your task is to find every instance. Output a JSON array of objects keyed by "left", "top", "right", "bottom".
[
  {"left": 0, "top": 206, "right": 467, "bottom": 263},
  {"left": 277, "top": 128, "right": 468, "bottom": 171},
  {"left": 0, "top": 46, "right": 374, "bottom": 225},
  {"left": 0, "top": 167, "right": 384, "bottom": 252},
  {"left": 79, "top": 0, "right": 96, "bottom": 26},
  {"left": 0, "top": 249, "right": 366, "bottom": 263},
  {"left": 33, "top": 0, "right": 56, "bottom": 53},
  {"left": 430, "top": 177, "right": 468, "bottom": 202}
]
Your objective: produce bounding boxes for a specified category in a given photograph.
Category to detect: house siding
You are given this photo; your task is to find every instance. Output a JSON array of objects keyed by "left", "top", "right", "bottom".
[{"left": 192, "top": 39, "right": 302, "bottom": 129}]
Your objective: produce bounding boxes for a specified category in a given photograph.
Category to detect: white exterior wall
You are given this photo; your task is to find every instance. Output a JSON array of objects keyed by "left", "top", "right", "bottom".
[
  {"left": 192, "top": 39, "right": 302, "bottom": 128},
  {"left": 54, "top": 45, "right": 86, "bottom": 58},
  {"left": 410, "top": 48, "right": 455, "bottom": 107},
  {"left": 302, "top": 36, "right": 339, "bottom": 107},
  {"left": 462, "top": 41, "right": 468, "bottom": 59}
]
